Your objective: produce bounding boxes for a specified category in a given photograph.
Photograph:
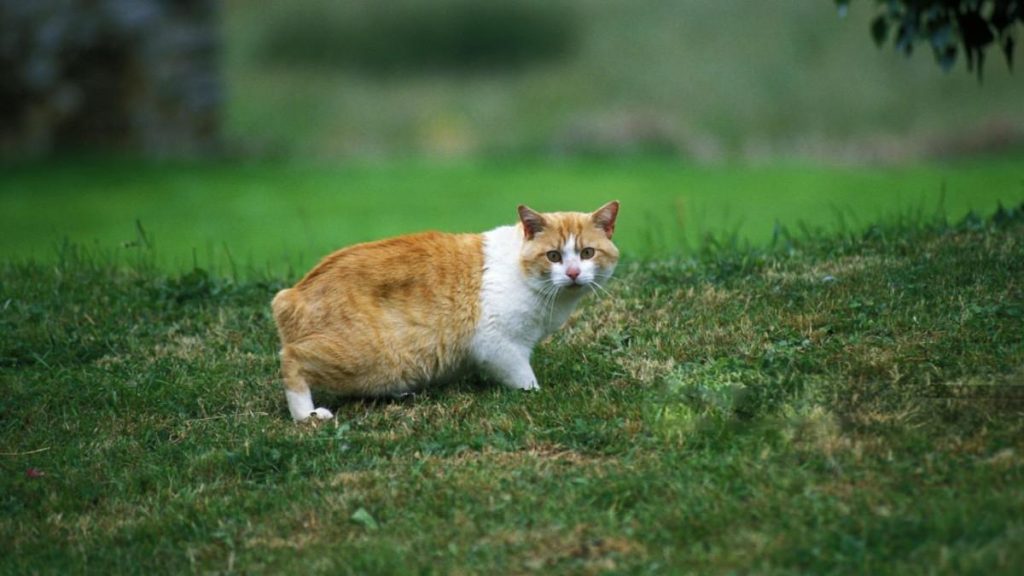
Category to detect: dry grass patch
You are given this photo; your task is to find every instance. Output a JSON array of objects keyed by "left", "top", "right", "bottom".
[
  {"left": 420, "top": 443, "right": 614, "bottom": 476},
  {"left": 482, "top": 523, "right": 647, "bottom": 575}
]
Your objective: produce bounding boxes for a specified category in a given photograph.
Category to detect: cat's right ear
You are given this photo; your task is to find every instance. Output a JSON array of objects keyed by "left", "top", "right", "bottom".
[
  {"left": 518, "top": 205, "right": 546, "bottom": 240},
  {"left": 592, "top": 200, "right": 619, "bottom": 239}
]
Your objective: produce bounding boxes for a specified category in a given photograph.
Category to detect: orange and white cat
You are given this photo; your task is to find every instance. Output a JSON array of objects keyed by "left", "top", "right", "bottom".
[{"left": 271, "top": 202, "right": 620, "bottom": 421}]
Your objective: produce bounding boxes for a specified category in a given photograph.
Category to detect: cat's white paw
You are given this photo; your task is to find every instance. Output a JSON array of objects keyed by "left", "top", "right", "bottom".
[
  {"left": 311, "top": 407, "right": 334, "bottom": 420},
  {"left": 516, "top": 380, "right": 540, "bottom": 391},
  {"left": 286, "top": 388, "right": 333, "bottom": 422}
]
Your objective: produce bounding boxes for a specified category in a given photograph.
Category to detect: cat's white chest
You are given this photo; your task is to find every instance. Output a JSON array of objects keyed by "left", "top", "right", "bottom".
[
  {"left": 472, "top": 226, "right": 583, "bottom": 358},
  {"left": 466, "top": 225, "right": 584, "bottom": 390}
]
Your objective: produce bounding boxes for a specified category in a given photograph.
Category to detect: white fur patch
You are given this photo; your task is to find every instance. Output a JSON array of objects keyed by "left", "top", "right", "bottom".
[
  {"left": 286, "top": 388, "right": 333, "bottom": 422},
  {"left": 470, "top": 225, "right": 587, "bottom": 390}
]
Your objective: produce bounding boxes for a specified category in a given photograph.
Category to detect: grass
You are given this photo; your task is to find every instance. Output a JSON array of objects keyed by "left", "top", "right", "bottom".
[
  {"left": 2, "top": 155, "right": 1023, "bottom": 274},
  {"left": 2, "top": 204, "right": 1022, "bottom": 574}
]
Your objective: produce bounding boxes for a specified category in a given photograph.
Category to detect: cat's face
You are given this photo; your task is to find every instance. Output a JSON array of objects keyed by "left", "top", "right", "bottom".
[{"left": 517, "top": 201, "right": 620, "bottom": 293}]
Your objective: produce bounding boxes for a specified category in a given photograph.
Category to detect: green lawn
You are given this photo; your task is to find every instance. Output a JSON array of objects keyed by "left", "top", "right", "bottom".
[
  {"left": 2, "top": 156, "right": 1022, "bottom": 275},
  {"left": 1, "top": 206, "right": 1022, "bottom": 574}
]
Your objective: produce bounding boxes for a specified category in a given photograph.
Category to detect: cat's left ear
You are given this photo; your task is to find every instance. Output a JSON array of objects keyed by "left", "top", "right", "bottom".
[
  {"left": 518, "top": 205, "right": 547, "bottom": 240},
  {"left": 591, "top": 201, "right": 619, "bottom": 239}
]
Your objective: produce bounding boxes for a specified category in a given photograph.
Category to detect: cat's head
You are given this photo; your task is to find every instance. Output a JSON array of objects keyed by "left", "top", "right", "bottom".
[{"left": 517, "top": 201, "right": 620, "bottom": 292}]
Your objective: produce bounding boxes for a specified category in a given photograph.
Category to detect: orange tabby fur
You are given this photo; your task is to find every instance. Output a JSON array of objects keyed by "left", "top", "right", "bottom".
[{"left": 272, "top": 232, "right": 484, "bottom": 398}]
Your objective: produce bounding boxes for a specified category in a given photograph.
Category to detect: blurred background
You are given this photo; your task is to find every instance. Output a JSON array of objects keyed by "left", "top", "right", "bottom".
[
  {"left": 222, "top": 0, "right": 1024, "bottom": 163},
  {"left": 2, "top": 0, "right": 1023, "bottom": 273}
]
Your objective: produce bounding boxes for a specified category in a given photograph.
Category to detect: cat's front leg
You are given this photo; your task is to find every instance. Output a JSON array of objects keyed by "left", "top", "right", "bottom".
[{"left": 476, "top": 343, "right": 539, "bottom": 391}]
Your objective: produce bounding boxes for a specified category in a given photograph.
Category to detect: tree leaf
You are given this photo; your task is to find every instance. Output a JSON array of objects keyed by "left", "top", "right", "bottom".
[
  {"left": 935, "top": 45, "right": 958, "bottom": 72},
  {"left": 896, "top": 21, "right": 915, "bottom": 55},
  {"left": 871, "top": 15, "right": 890, "bottom": 46},
  {"left": 929, "top": 23, "right": 953, "bottom": 51},
  {"left": 836, "top": 0, "right": 850, "bottom": 19},
  {"left": 1003, "top": 34, "right": 1016, "bottom": 70},
  {"left": 958, "top": 10, "right": 995, "bottom": 49}
]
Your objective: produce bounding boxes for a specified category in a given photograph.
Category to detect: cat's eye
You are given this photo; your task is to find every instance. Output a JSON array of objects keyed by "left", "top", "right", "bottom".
[
  {"left": 580, "top": 247, "right": 595, "bottom": 259},
  {"left": 546, "top": 250, "right": 562, "bottom": 263}
]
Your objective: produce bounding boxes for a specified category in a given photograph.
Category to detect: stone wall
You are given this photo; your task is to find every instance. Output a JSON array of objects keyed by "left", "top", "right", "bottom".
[{"left": 0, "top": 0, "right": 221, "bottom": 158}]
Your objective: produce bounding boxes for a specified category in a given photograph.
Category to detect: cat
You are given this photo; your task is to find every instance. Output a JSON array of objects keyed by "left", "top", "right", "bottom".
[{"left": 271, "top": 201, "right": 620, "bottom": 422}]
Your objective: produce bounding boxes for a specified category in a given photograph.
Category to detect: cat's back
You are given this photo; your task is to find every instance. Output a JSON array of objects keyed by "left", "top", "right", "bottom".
[
  {"left": 273, "top": 231, "right": 485, "bottom": 346},
  {"left": 304, "top": 230, "right": 480, "bottom": 283},
  {"left": 294, "top": 231, "right": 483, "bottom": 302}
]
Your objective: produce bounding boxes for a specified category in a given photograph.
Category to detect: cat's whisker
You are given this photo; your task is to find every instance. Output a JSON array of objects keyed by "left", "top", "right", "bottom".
[
  {"left": 550, "top": 284, "right": 564, "bottom": 318},
  {"left": 589, "top": 279, "right": 614, "bottom": 301},
  {"left": 541, "top": 283, "right": 559, "bottom": 323},
  {"left": 549, "top": 287, "right": 562, "bottom": 320}
]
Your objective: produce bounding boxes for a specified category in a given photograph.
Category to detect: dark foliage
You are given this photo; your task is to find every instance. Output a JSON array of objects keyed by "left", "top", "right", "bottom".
[{"left": 837, "top": 0, "right": 1022, "bottom": 80}]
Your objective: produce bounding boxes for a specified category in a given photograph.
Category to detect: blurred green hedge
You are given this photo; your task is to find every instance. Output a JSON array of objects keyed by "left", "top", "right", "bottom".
[{"left": 256, "top": 0, "right": 577, "bottom": 74}]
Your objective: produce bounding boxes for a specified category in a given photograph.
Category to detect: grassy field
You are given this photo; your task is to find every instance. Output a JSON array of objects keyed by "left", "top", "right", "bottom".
[
  {"left": 2, "top": 155, "right": 1023, "bottom": 274},
  {"left": 2, "top": 204, "right": 1022, "bottom": 574}
]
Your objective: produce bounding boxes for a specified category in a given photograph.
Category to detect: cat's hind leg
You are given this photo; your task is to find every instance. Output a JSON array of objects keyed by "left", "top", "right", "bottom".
[
  {"left": 280, "top": 347, "right": 334, "bottom": 422},
  {"left": 285, "top": 385, "right": 333, "bottom": 422}
]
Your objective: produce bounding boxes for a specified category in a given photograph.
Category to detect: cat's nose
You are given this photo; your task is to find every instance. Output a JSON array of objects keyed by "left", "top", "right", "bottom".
[{"left": 566, "top": 266, "right": 581, "bottom": 280}]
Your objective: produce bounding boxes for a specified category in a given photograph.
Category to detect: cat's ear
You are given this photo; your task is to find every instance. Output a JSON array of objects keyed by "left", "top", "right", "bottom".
[
  {"left": 518, "top": 205, "right": 547, "bottom": 240},
  {"left": 591, "top": 201, "right": 619, "bottom": 239}
]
